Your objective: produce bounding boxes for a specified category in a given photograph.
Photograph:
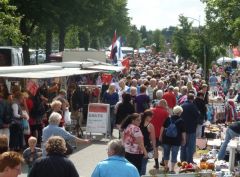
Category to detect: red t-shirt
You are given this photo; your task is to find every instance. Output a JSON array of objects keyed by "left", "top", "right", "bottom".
[
  {"left": 151, "top": 106, "right": 169, "bottom": 138},
  {"left": 162, "top": 91, "right": 176, "bottom": 109}
]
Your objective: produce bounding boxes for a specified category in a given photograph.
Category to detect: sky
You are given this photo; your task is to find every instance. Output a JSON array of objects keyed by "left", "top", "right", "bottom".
[{"left": 127, "top": 0, "right": 206, "bottom": 30}]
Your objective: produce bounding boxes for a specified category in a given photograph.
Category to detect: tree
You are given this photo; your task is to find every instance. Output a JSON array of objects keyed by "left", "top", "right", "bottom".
[
  {"left": 65, "top": 26, "right": 79, "bottom": 49},
  {"left": 79, "top": 29, "right": 90, "bottom": 51},
  {"left": 0, "top": 0, "right": 22, "bottom": 45},
  {"left": 127, "top": 25, "right": 142, "bottom": 49},
  {"left": 9, "top": 0, "right": 45, "bottom": 64},
  {"left": 172, "top": 15, "right": 193, "bottom": 60},
  {"left": 153, "top": 30, "right": 164, "bottom": 52},
  {"left": 204, "top": 0, "right": 240, "bottom": 46}
]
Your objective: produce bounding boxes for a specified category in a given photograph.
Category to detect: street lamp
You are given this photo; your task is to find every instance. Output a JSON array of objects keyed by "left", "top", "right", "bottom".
[{"left": 185, "top": 16, "right": 207, "bottom": 79}]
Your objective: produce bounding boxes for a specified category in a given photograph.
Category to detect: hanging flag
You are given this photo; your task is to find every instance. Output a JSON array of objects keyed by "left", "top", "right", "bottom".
[
  {"left": 116, "top": 37, "right": 123, "bottom": 61},
  {"left": 110, "top": 30, "right": 117, "bottom": 60},
  {"left": 102, "top": 73, "right": 112, "bottom": 84},
  {"left": 110, "top": 31, "right": 123, "bottom": 65},
  {"left": 121, "top": 57, "right": 130, "bottom": 69}
]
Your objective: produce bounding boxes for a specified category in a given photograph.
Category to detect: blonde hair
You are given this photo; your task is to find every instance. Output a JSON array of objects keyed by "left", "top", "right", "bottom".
[
  {"left": 28, "top": 136, "right": 37, "bottom": 144},
  {"left": 108, "top": 84, "right": 116, "bottom": 94},
  {"left": 50, "top": 100, "right": 62, "bottom": 109},
  {"left": 158, "top": 99, "right": 168, "bottom": 108},
  {"left": 0, "top": 135, "right": 8, "bottom": 154}
]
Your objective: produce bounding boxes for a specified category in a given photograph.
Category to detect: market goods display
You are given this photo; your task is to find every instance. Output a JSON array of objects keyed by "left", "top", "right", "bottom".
[{"left": 177, "top": 161, "right": 198, "bottom": 173}]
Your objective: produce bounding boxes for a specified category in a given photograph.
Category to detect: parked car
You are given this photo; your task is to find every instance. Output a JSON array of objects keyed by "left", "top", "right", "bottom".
[
  {"left": 0, "top": 47, "right": 23, "bottom": 66},
  {"left": 30, "top": 49, "right": 46, "bottom": 64}
]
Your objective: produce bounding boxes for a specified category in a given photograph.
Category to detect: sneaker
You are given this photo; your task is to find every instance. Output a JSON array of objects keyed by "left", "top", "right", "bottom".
[{"left": 168, "top": 171, "right": 175, "bottom": 174}]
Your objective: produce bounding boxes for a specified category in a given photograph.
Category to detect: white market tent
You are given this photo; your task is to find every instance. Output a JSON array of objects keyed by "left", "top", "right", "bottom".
[
  {"left": 0, "top": 68, "right": 99, "bottom": 79},
  {"left": 83, "top": 64, "right": 125, "bottom": 72},
  {"left": 0, "top": 65, "right": 62, "bottom": 74},
  {"left": 43, "top": 60, "right": 124, "bottom": 72},
  {"left": 42, "top": 61, "right": 94, "bottom": 68},
  {"left": 0, "top": 61, "right": 124, "bottom": 79},
  {"left": 216, "top": 57, "right": 233, "bottom": 65}
]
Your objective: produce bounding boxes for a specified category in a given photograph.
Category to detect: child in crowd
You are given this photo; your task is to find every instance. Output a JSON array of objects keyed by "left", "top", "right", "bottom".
[{"left": 23, "top": 136, "right": 42, "bottom": 172}]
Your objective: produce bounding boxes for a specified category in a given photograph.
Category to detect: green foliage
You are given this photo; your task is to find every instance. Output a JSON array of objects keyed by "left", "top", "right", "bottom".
[
  {"left": 127, "top": 25, "right": 142, "bottom": 49},
  {"left": 205, "top": 0, "right": 240, "bottom": 46},
  {"left": 0, "top": 0, "right": 22, "bottom": 45},
  {"left": 65, "top": 26, "right": 79, "bottom": 49},
  {"left": 153, "top": 29, "right": 164, "bottom": 52},
  {"left": 79, "top": 30, "right": 90, "bottom": 51},
  {"left": 172, "top": 15, "right": 193, "bottom": 60},
  {"left": 91, "top": 37, "right": 100, "bottom": 50}
]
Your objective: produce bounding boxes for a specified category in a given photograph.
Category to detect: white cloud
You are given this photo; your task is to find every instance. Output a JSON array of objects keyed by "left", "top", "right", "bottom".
[{"left": 127, "top": 0, "right": 205, "bottom": 30}]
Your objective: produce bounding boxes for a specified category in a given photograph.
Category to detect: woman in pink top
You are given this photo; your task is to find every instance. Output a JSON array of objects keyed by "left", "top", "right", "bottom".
[{"left": 121, "top": 113, "right": 147, "bottom": 174}]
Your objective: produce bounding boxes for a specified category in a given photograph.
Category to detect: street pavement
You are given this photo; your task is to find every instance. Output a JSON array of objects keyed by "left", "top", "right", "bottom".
[{"left": 19, "top": 129, "right": 160, "bottom": 177}]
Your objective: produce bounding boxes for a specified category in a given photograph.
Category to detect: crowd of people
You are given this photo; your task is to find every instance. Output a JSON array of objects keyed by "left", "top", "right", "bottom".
[{"left": 1, "top": 53, "right": 240, "bottom": 177}]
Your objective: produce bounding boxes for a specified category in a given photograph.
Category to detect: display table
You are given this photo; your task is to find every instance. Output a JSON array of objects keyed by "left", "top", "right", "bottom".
[
  {"left": 228, "top": 140, "right": 238, "bottom": 171},
  {"left": 207, "top": 139, "right": 222, "bottom": 147}
]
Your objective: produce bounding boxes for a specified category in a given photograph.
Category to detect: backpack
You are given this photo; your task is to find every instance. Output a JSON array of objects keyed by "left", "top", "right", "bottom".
[{"left": 165, "top": 117, "right": 181, "bottom": 138}]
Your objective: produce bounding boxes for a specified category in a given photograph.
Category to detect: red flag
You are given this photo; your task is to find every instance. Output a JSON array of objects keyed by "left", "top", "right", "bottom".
[
  {"left": 110, "top": 30, "right": 117, "bottom": 59},
  {"left": 102, "top": 73, "right": 112, "bottom": 84},
  {"left": 121, "top": 57, "right": 130, "bottom": 69}
]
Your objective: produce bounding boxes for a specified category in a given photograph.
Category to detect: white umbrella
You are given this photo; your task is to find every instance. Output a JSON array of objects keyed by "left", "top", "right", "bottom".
[{"left": 216, "top": 57, "right": 232, "bottom": 65}]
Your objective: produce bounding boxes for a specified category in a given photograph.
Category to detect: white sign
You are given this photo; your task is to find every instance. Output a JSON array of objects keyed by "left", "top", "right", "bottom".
[{"left": 86, "top": 103, "right": 110, "bottom": 134}]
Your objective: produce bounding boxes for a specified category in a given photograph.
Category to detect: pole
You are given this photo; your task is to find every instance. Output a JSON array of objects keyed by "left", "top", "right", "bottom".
[{"left": 204, "top": 45, "right": 207, "bottom": 79}]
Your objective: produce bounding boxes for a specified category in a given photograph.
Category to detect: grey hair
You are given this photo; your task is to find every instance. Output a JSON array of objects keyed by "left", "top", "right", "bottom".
[
  {"left": 48, "top": 112, "right": 62, "bottom": 125},
  {"left": 156, "top": 90, "right": 163, "bottom": 99},
  {"left": 173, "top": 106, "right": 183, "bottom": 116},
  {"left": 107, "top": 139, "right": 125, "bottom": 156}
]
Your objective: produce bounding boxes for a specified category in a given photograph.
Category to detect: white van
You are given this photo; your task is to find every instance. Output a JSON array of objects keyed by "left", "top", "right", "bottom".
[{"left": 0, "top": 47, "right": 23, "bottom": 66}]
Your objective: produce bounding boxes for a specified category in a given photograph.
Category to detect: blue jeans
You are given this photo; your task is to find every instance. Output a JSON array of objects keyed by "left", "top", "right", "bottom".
[
  {"left": 218, "top": 128, "right": 239, "bottom": 160},
  {"left": 163, "top": 144, "right": 180, "bottom": 163},
  {"left": 180, "top": 133, "right": 196, "bottom": 163},
  {"left": 141, "top": 157, "right": 148, "bottom": 175}
]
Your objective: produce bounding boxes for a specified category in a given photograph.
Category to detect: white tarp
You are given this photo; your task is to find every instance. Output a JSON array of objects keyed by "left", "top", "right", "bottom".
[
  {"left": 42, "top": 61, "right": 94, "bottom": 68},
  {"left": 0, "top": 65, "right": 62, "bottom": 74},
  {"left": 216, "top": 57, "right": 232, "bottom": 65},
  {"left": 85, "top": 64, "right": 124, "bottom": 72},
  {"left": 0, "top": 68, "right": 99, "bottom": 79}
]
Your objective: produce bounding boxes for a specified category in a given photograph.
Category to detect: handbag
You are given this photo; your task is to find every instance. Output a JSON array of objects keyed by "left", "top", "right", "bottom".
[
  {"left": 146, "top": 145, "right": 154, "bottom": 159},
  {"left": 22, "top": 119, "right": 30, "bottom": 135},
  {"left": 64, "top": 109, "right": 71, "bottom": 125}
]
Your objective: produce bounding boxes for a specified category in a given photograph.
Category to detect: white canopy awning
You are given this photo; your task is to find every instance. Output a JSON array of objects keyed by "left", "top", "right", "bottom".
[
  {"left": 84, "top": 64, "right": 124, "bottom": 72},
  {"left": 0, "top": 65, "right": 62, "bottom": 74},
  {"left": 0, "top": 68, "right": 99, "bottom": 79},
  {"left": 42, "top": 61, "right": 94, "bottom": 68}
]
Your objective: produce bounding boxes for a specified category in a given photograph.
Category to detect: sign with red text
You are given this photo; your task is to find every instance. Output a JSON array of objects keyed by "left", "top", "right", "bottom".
[{"left": 86, "top": 103, "right": 110, "bottom": 134}]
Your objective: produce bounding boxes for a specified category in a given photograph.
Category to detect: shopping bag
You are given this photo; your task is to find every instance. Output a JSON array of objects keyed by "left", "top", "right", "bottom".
[{"left": 64, "top": 109, "right": 71, "bottom": 125}]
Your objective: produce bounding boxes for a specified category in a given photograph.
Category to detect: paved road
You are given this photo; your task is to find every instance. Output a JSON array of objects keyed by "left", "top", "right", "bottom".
[{"left": 19, "top": 130, "right": 159, "bottom": 177}]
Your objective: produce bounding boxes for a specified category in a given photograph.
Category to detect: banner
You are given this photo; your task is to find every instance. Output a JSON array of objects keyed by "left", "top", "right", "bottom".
[
  {"left": 26, "top": 80, "right": 39, "bottom": 96},
  {"left": 86, "top": 103, "right": 110, "bottom": 134}
]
